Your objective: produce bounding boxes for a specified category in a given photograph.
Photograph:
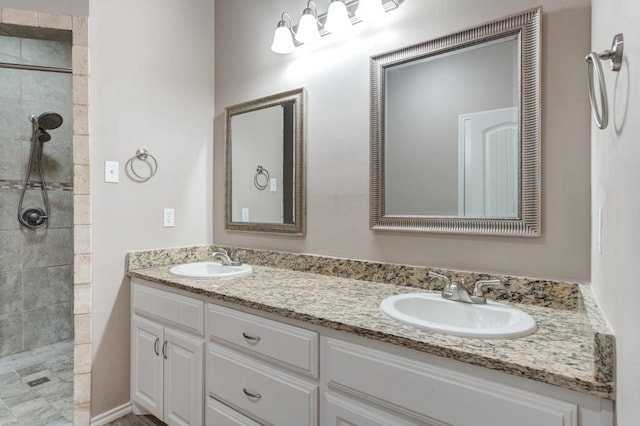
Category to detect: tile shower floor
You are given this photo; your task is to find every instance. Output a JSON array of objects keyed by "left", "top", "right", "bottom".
[{"left": 0, "top": 340, "right": 73, "bottom": 425}]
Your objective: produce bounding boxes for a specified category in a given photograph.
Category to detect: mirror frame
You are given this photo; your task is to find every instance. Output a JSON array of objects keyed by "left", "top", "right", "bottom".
[
  {"left": 370, "top": 8, "right": 541, "bottom": 236},
  {"left": 225, "top": 88, "right": 306, "bottom": 235}
]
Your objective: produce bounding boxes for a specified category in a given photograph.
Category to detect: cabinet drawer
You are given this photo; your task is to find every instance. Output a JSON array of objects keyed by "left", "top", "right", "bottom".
[
  {"left": 206, "top": 396, "right": 260, "bottom": 426},
  {"left": 207, "top": 304, "right": 318, "bottom": 377},
  {"left": 207, "top": 343, "right": 318, "bottom": 426},
  {"left": 324, "top": 391, "right": 421, "bottom": 426},
  {"left": 133, "top": 281, "right": 204, "bottom": 335},
  {"left": 323, "top": 338, "right": 578, "bottom": 426}
]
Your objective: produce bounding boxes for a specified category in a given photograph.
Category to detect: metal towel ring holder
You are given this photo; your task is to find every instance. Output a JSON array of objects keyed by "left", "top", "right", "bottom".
[
  {"left": 585, "top": 33, "right": 624, "bottom": 130},
  {"left": 126, "top": 148, "right": 158, "bottom": 182},
  {"left": 254, "top": 165, "right": 270, "bottom": 190}
]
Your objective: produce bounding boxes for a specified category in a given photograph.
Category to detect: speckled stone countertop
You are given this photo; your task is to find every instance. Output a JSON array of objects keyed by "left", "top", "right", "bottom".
[{"left": 127, "top": 245, "right": 615, "bottom": 400}]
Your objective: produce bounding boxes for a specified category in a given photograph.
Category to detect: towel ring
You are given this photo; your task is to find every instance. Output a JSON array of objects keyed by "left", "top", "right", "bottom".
[
  {"left": 585, "top": 33, "right": 623, "bottom": 130},
  {"left": 126, "top": 148, "right": 158, "bottom": 182},
  {"left": 254, "top": 165, "right": 269, "bottom": 190}
]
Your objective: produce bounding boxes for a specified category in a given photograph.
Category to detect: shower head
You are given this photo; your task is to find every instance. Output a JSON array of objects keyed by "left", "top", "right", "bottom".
[
  {"left": 35, "top": 112, "right": 63, "bottom": 130},
  {"left": 30, "top": 112, "right": 63, "bottom": 131},
  {"left": 38, "top": 131, "right": 52, "bottom": 143}
]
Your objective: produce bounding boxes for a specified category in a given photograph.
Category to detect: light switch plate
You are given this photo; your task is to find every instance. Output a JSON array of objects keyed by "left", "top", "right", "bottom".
[
  {"left": 105, "top": 161, "right": 119, "bottom": 183},
  {"left": 596, "top": 207, "right": 603, "bottom": 253},
  {"left": 270, "top": 178, "right": 277, "bottom": 192}
]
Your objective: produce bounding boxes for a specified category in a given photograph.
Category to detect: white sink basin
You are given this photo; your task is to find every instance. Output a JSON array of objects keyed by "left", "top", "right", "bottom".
[
  {"left": 169, "top": 262, "right": 253, "bottom": 279},
  {"left": 380, "top": 293, "right": 536, "bottom": 339}
]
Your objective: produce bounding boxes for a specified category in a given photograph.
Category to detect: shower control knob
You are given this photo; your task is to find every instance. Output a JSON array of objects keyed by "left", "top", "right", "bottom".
[{"left": 19, "top": 207, "right": 48, "bottom": 228}]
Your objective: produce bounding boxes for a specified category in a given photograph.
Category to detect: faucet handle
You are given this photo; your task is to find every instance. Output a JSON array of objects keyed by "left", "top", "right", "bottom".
[
  {"left": 428, "top": 272, "right": 452, "bottom": 293},
  {"left": 471, "top": 279, "right": 502, "bottom": 298},
  {"left": 230, "top": 250, "right": 246, "bottom": 265}
]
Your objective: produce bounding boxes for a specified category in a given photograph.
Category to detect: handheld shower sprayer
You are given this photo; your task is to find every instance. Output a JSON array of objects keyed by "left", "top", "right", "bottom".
[{"left": 18, "top": 112, "right": 64, "bottom": 229}]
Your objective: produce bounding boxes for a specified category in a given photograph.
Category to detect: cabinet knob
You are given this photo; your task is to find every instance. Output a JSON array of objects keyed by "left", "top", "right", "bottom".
[
  {"left": 242, "top": 332, "right": 261, "bottom": 342},
  {"left": 242, "top": 388, "right": 262, "bottom": 399}
]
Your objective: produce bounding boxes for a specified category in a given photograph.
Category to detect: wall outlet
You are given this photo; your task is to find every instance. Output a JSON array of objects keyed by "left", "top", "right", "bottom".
[
  {"left": 163, "top": 208, "right": 175, "bottom": 227},
  {"left": 241, "top": 208, "right": 249, "bottom": 222},
  {"left": 105, "top": 161, "right": 119, "bottom": 183},
  {"left": 270, "top": 178, "right": 277, "bottom": 192}
]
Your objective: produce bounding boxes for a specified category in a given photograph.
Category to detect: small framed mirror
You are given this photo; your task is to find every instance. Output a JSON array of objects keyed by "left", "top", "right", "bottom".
[
  {"left": 370, "top": 8, "right": 541, "bottom": 236},
  {"left": 225, "top": 88, "right": 306, "bottom": 235}
]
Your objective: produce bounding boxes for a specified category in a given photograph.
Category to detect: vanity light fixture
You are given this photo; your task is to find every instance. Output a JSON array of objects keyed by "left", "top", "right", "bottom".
[
  {"left": 270, "top": 0, "right": 404, "bottom": 55},
  {"left": 271, "top": 13, "right": 296, "bottom": 54},
  {"left": 325, "top": 0, "right": 353, "bottom": 35},
  {"left": 295, "top": 1, "right": 322, "bottom": 44},
  {"left": 355, "top": 0, "right": 386, "bottom": 22}
]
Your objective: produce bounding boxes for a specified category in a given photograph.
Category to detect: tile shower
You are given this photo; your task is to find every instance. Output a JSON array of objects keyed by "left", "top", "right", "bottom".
[{"left": 0, "top": 33, "right": 74, "bottom": 358}]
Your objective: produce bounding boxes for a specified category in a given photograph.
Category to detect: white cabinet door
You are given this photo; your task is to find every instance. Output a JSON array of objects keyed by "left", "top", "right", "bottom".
[
  {"left": 163, "top": 327, "right": 204, "bottom": 426},
  {"left": 132, "top": 315, "right": 164, "bottom": 419}
]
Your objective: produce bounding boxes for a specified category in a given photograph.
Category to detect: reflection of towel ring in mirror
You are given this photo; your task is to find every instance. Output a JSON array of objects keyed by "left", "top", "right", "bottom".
[
  {"left": 254, "top": 165, "right": 269, "bottom": 190},
  {"left": 126, "top": 148, "right": 158, "bottom": 182},
  {"left": 585, "top": 33, "right": 624, "bottom": 130}
]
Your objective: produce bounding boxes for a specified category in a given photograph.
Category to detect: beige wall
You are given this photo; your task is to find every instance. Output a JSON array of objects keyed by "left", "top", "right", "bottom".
[
  {"left": 0, "top": 0, "right": 88, "bottom": 16},
  {"left": 89, "top": 0, "right": 214, "bottom": 416},
  {"left": 214, "top": 0, "right": 592, "bottom": 281},
  {"left": 590, "top": 0, "right": 640, "bottom": 423}
]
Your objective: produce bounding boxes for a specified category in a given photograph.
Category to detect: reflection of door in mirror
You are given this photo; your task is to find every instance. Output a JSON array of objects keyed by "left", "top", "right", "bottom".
[
  {"left": 458, "top": 107, "right": 518, "bottom": 218},
  {"left": 231, "top": 102, "right": 295, "bottom": 224}
]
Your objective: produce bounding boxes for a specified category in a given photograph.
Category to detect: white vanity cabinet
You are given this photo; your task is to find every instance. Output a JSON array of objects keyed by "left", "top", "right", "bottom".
[
  {"left": 321, "top": 337, "right": 612, "bottom": 426},
  {"left": 205, "top": 304, "right": 320, "bottom": 426},
  {"left": 130, "top": 278, "right": 612, "bottom": 426},
  {"left": 131, "top": 280, "right": 205, "bottom": 426}
]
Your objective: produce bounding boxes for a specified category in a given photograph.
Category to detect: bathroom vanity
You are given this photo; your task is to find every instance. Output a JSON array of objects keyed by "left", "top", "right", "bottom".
[{"left": 128, "top": 248, "right": 614, "bottom": 426}]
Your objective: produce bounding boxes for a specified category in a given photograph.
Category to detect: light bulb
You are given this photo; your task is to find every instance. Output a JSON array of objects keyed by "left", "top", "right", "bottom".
[
  {"left": 271, "top": 26, "right": 296, "bottom": 54},
  {"left": 271, "top": 13, "right": 296, "bottom": 55},
  {"left": 295, "top": 5, "right": 321, "bottom": 44},
  {"left": 355, "top": 0, "right": 385, "bottom": 22},
  {"left": 325, "top": 0, "right": 352, "bottom": 35}
]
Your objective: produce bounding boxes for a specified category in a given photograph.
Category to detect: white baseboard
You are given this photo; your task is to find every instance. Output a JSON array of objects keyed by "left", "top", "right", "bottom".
[{"left": 90, "top": 402, "right": 132, "bottom": 426}]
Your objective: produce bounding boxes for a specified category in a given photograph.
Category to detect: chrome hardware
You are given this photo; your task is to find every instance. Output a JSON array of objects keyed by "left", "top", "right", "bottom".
[
  {"left": 472, "top": 280, "right": 502, "bottom": 299},
  {"left": 243, "top": 388, "right": 262, "bottom": 399},
  {"left": 585, "top": 33, "right": 624, "bottom": 129},
  {"left": 254, "top": 165, "right": 270, "bottom": 190},
  {"left": 154, "top": 337, "right": 160, "bottom": 356},
  {"left": 428, "top": 272, "right": 452, "bottom": 295},
  {"left": 211, "top": 249, "right": 233, "bottom": 266},
  {"left": 232, "top": 250, "right": 246, "bottom": 266},
  {"left": 212, "top": 248, "right": 243, "bottom": 266},
  {"left": 125, "top": 148, "right": 158, "bottom": 182},
  {"left": 162, "top": 340, "right": 167, "bottom": 360},
  {"left": 242, "top": 332, "right": 261, "bottom": 342},
  {"left": 429, "top": 272, "right": 503, "bottom": 304}
]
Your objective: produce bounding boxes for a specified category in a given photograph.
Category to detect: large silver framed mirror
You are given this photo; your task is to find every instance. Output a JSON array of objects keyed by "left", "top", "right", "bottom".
[
  {"left": 370, "top": 8, "right": 541, "bottom": 236},
  {"left": 225, "top": 88, "right": 306, "bottom": 235}
]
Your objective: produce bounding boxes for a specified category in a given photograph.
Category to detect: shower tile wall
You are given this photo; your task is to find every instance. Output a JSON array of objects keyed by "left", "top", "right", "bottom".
[{"left": 0, "top": 34, "right": 73, "bottom": 358}]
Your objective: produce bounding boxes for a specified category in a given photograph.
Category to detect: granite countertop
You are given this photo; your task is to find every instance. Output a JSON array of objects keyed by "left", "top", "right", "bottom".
[{"left": 129, "top": 262, "right": 614, "bottom": 400}]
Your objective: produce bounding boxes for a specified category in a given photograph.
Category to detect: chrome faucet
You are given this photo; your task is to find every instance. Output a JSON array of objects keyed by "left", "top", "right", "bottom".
[
  {"left": 428, "top": 272, "right": 502, "bottom": 304},
  {"left": 211, "top": 248, "right": 243, "bottom": 266}
]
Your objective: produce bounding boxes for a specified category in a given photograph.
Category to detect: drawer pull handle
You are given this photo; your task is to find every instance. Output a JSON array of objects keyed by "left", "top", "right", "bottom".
[
  {"left": 242, "top": 332, "right": 261, "bottom": 342},
  {"left": 162, "top": 340, "right": 168, "bottom": 359},
  {"left": 154, "top": 337, "right": 160, "bottom": 356},
  {"left": 243, "top": 388, "right": 262, "bottom": 399}
]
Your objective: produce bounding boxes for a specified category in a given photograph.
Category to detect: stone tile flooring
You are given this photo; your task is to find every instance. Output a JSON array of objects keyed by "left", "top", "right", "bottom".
[{"left": 0, "top": 340, "right": 73, "bottom": 425}]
